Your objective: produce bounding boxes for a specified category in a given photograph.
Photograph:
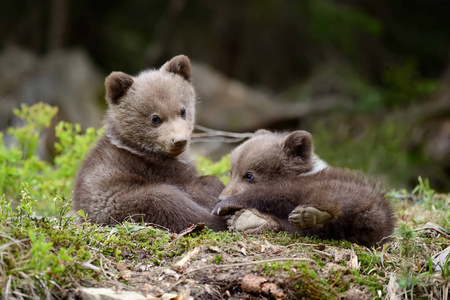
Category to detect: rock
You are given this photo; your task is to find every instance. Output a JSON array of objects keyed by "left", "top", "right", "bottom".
[
  {"left": 0, "top": 46, "right": 103, "bottom": 135},
  {"left": 322, "top": 263, "right": 346, "bottom": 278},
  {"left": 344, "top": 288, "right": 367, "bottom": 300},
  {"left": 192, "top": 62, "right": 349, "bottom": 132},
  {"left": 240, "top": 275, "right": 267, "bottom": 294},
  {"left": 79, "top": 287, "right": 146, "bottom": 300},
  {"left": 240, "top": 275, "right": 285, "bottom": 299}
]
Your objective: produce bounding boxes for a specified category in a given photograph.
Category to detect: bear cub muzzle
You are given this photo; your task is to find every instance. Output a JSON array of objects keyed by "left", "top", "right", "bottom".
[
  {"left": 73, "top": 55, "right": 227, "bottom": 232},
  {"left": 213, "top": 129, "right": 396, "bottom": 247}
]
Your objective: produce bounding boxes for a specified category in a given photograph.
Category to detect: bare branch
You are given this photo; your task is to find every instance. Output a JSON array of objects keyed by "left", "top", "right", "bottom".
[
  {"left": 186, "top": 257, "right": 315, "bottom": 274},
  {"left": 192, "top": 125, "right": 254, "bottom": 144}
]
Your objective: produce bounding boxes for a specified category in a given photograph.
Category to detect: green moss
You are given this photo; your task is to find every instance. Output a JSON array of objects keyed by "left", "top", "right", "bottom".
[
  {"left": 350, "top": 270, "right": 383, "bottom": 294},
  {"left": 0, "top": 103, "right": 449, "bottom": 298},
  {"left": 212, "top": 255, "right": 223, "bottom": 264}
]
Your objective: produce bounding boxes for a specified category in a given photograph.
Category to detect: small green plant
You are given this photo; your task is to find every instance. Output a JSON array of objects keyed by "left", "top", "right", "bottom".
[
  {"left": 27, "top": 230, "right": 74, "bottom": 283},
  {"left": 212, "top": 254, "right": 223, "bottom": 264},
  {"left": 412, "top": 176, "right": 435, "bottom": 202},
  {"left": 16, "top": 182, "right": 39, "bottom": 218}
]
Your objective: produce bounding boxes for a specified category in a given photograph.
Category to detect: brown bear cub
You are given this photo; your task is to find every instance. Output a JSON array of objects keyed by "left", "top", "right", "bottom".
[
  {"left": 73, "top": 55, "right": 227, "bottom": 232},
  {"left": 212, "top": 130, "right": 396, "bottom": 247}
]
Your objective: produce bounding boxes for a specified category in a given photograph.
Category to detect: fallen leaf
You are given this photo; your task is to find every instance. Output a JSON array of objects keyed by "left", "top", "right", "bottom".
[{"left": 432, "top": 246, "right": 450, "bottom": 272}]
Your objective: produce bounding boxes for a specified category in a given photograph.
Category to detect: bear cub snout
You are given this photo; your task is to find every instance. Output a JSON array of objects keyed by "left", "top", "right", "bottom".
[
  {"left": 213, "top": 129, "right": 396, "bottom": 247},
  {"left": 73, "top": 55, "right": 227, "bottom": 232}
]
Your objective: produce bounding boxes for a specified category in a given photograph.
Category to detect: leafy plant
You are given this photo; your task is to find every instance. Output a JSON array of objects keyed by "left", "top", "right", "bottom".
[
  {"left": 0, "top": 103, "right": 102, "bottom": 215},
  {"left": 412, "top": 176, "right": 435, "bottom": 203}
]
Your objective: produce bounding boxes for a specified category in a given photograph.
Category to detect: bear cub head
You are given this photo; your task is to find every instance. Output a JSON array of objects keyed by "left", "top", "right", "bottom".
[
  {"left": 220, "top": 130, "right": 328, "bottom": 199},
  {"left": 104, "top": 55, "right": 195, "bottom": 158}
]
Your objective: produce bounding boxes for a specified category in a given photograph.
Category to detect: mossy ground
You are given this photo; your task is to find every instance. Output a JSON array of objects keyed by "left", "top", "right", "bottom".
[
  {"left": 1, "top": 187, "right": 449, "bottom": 299},
  {"left": 1, "top": 104, "right": 449, "bottom": 299}
]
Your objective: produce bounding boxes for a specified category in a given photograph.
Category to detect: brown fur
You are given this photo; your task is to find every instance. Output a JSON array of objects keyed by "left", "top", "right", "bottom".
[
  {"left": 213, "top": 130, "right": 396, "bottom": 247},
  {"left": 73, "top": 55, "right": 226, "bottom": 232}
]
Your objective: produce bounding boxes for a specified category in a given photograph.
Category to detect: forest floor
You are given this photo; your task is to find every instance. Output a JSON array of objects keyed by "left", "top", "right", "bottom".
[{"left": 1, "top": 187, "right": 449, "bottom": 300}]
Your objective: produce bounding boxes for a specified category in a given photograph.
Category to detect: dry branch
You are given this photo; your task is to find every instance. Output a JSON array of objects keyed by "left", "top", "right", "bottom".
[
  {"left": 192, "top": 125, "right": 254, "bottom": 144},
  {"left": 187, "top": 257, "right": 315, "bottom": 274}
]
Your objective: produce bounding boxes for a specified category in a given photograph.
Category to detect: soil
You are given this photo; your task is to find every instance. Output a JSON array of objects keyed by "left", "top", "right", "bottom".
[{"left": 93, "top": 237, "right": 373, "bottom": 300}]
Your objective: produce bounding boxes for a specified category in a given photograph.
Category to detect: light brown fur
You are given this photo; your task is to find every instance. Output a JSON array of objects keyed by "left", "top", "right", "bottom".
[{"left": 73, "top": 55, "right": 226, "bottom": 232}]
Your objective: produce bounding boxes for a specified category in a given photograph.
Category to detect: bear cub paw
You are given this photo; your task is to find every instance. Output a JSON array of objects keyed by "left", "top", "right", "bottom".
[
  {"left": 227, "top": 209, "right": 280, "bottom": 234},
  {"left": 288, "top": 206, "right": 332, "bottom": 229}
]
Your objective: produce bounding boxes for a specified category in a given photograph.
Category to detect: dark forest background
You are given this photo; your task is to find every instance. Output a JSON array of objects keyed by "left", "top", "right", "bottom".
[{"left": 1, "top": 0, "right": 449, "bottom": 191}]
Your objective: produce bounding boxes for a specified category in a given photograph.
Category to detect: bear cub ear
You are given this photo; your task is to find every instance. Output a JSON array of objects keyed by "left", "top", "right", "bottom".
[
  {"left": 161, "top": 55, "right": 191, "bottom": 81},
  {"left": 105, "top": 72, "right": 134, "bottom": 105},
  {"left": 282, "top": 130, "right": 313, "bottom": 161}
]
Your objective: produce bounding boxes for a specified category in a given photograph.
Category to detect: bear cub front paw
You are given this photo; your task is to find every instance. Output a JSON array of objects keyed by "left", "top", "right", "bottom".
[
  {"left": 227, "top": 209, "right": 280, "bottom": 234},
  {"left": 288, "top": 206, "right": 332, "bottom": 229}
]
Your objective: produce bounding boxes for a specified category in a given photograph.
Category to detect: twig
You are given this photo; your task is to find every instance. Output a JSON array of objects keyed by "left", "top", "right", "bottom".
[
  {"left": 187, "top": 257, "right": 315, "bottom": 274},
  {"left": 170, "top": 223, "right": 205, "bottom": 243},
  {"left": 191, "top": 137, "right": 249, "bottom": 144},
  {"left": 192, "top": 125, "right": 254, "bottom": 143},
  {"left": 313, "top": 249, "right": 332, "bottom": 257},
  {"left": 415, "top": 222, "right": 450, "bottom": 240},
  {"left": 174, "top": 247, "right": 201, "bottom": 272},
  {"left": 284, "top": 242, "right": 320, "bottom": 248}
]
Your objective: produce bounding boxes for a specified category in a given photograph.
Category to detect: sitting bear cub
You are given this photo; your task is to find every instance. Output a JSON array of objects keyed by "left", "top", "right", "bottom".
[
  {"left": 213, "top": 130, "right": 396, "bottom": 247},
  {"left": 74, "top": 55, "right": 227, "bottom": 232}
]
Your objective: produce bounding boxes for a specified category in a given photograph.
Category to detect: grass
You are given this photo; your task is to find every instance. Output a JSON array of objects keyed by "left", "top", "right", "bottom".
[
  {"left": 1, "top": 104, "right": 449, "bottom": 298},
  {"left": 0, "top": 181, "right": 449, "bottom": 299}
]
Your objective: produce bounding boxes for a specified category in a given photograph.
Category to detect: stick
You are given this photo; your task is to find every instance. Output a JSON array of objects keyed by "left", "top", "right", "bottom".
[
  {"left": 192, "top": 125, "right": 254, "bottom": 143},
  {"left": 174, "top": 247, "right": 201, "bottom": 272},
  {"left": 187, "top": 257, "right": 315, "bottom": 274}
]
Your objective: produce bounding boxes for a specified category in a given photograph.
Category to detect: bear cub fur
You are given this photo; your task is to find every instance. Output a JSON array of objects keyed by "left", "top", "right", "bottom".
[
  {"left": 73, "top": 55, "right": 227, "bottom": 232},
  {"left": 213, "top": 130, "right": 396, "bottom": 247}
]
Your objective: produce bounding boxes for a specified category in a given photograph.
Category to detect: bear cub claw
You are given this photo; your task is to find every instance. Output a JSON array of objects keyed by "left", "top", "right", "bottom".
[{"left": 288, "top": 206, "right": 333, "bottom": 229}]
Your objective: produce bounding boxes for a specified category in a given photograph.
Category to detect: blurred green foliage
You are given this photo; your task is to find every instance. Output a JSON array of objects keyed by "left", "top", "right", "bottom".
[
  {"left": 284, "top": 59, "right": 438, "bottom": 112},
  {"left": 196, "top": 154, "right": 231, "bottom": 185},
  {"left": 309, "top": 1, "right": 382, "bottom": 54},
  {"left": 0, "top": 103, "right": 103, "bottom": 215},
  {"left": 4, "top": 0, "right": 449, "bottom": 91},
  {"left": 382, "top": 60, "right": 439, "bottom": 108},
  {"left": 312, "top": 116, "right": 423, "bottom": 188}
]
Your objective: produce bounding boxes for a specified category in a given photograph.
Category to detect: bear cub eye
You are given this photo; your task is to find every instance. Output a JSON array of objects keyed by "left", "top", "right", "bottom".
[
  {"left": 244, "top": 172, "right": 254, "bottom": 182},
  {"left": 151, "top": 115, "right": 162, "bottom": 125},
  {"left": 180, "top": 108, "right": 186, "bottom": 118}
]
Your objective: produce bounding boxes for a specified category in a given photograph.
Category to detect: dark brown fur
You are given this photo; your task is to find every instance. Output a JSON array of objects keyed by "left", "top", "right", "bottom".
[
  {"left": 213, "top": 130, "right": 396, "bottom": 247},
  {"left": 73, "top": 55, "right": 226, "bottom": 232}
]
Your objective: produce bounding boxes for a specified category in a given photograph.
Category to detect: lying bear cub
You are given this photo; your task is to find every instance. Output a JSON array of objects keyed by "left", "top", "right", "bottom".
[
  {"left": 74, "top": 55, "right": 226, "bottom": 232},
  {"left": 212, "top": 130, "right": 396, "bottom": 247}
]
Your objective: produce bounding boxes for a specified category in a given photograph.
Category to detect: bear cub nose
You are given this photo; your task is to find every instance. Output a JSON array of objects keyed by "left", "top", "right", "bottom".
[{"left": 173, "top": 137, "right": 187, "bottom": 147}]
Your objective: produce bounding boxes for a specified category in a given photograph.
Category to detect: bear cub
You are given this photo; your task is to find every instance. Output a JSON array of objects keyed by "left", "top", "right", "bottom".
[
  {"left": 73, "top": 55, "right": 227, "bottom": 232},
  {"left": 213, "top": 130, "right": 396, "bottom": 247}
]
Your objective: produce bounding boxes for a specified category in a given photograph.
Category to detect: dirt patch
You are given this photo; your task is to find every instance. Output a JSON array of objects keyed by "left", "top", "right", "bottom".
[{"left": 90, "top": 237, "right": 375, "bottom": 299}]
